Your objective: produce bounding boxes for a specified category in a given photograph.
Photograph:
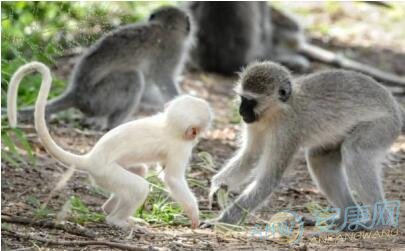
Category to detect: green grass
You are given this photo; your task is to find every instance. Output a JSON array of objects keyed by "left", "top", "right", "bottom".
[
  {"left": 135, "top": 167, "right": 217, "bottom": 226},
  {"left": 26, "top": 195, "right": 55, "bottom": 219},
  {"left": 1, "top": 122, "right": 36, "bottom": 168},
  {"left": 135, "top": 172, "right": 189, "bottom": 226},
  {"left": 69, "top": 196, "right": 105, "bottom": 225}
]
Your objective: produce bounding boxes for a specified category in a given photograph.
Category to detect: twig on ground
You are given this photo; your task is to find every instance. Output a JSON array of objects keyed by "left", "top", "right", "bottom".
[
  {"left": 1, "top": 215, "right": 95, "bottom": 239},
  {"left": 3, "top": 229, "right": 156, "bottom": 251}
]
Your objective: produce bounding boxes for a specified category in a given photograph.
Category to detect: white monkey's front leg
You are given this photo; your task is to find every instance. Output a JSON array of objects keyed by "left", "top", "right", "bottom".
[
  {"left": 163, "top": 152, "right": 199, "bottom": 229},
  {"left": 164, "top": 175, "right": 199, "bottom": 228}
]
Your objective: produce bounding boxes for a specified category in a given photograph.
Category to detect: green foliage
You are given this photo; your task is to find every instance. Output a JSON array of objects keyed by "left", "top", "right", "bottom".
[
  {"left": 135, "top": 173, "right": 188, "bottom": 226},
  {"left": 1, "top": 124, "right": 35, "bottom": 168},
  {"left": 135, "top": 167, "right": 217, "bottom": 226},
  {"left": 2, "top": 2, "right": 72, "bottom": 107},
  {"left": 69, "top": 195, "right": 105, "bottom": 225},
  {"left": 26, "top": 195, "right": 54, "bottom": 219},
  {"left": 1, "top": 1, "right": 173, "bottom": 109},
  {"left": 34, "top": 205, "right": 54, "bottom": 219}
]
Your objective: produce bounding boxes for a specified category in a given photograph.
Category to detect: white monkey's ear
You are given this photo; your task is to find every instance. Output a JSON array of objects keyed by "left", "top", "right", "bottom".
[{"left": 185, "top": 126, "right": 201, "bottom": 140}]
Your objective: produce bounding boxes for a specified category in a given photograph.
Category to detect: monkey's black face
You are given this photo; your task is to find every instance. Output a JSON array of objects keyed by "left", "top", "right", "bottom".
[{"left": 239, "top": 96, "right": 257, "bottom": 123}]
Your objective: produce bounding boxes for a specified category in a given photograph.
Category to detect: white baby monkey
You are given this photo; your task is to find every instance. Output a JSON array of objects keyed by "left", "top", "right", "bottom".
[{"left": 7, "top": 62, "right": 213, "bottom": 229}]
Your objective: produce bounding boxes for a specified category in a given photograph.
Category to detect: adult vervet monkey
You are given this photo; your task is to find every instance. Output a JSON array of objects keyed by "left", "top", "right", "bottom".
[
  {"left": 208, "top": 61, "right": 404, "bottom": 230},
  {"left": 8, "top": 6, "right": 193, "bottom": 129}
]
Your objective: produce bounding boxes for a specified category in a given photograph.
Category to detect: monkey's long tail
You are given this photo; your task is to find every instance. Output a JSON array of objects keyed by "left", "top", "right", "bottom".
[
  {"left": 7, "top": 62, "right": 89, "bottom": 170},
  {"left": 298, "top": 43, "right": 405, "bottom": 88}
]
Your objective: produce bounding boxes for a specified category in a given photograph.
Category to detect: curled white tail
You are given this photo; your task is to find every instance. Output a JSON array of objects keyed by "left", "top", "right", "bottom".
[{"left": 7, "top": 62, "right": 88, "bottom": 170}]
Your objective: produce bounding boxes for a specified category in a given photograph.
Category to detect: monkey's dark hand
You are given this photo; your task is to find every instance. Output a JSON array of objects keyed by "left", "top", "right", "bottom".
[{"left": 199, "top": 220, "right": 216, "bottom": 229}]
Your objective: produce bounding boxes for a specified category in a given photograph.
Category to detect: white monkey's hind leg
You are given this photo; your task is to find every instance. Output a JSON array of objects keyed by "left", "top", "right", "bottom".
[
  {"left": 102, "top": 164, "right": 148, "bottom": 214},
  {"left": 95, "top": 163, "right": 149, "bottom": 228},
  {"left": 306, "top": 146, "right": 358, "bottom": 225}
]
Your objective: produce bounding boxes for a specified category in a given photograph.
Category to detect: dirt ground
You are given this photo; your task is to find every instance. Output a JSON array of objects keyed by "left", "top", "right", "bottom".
[{"left": 2, "top": 7, "right": 405, "bottom": 251}]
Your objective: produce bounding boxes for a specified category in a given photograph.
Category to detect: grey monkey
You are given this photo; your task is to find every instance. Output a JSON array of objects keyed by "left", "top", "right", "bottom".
[
  {"left": 208, "top": 61, "right": 404, "bottom": 229},
  {"left": 188, "top": 2, "right": 276, "bottom": 75},
  {"left": 11, "top": 6, "right": 192, "bottom": 129},
  {"left": 188, "top": 1, "right": 309, "bottom": 74}
]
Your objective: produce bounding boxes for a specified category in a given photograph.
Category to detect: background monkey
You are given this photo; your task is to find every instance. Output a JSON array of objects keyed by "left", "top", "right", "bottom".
[
  {"left": 8, "top": 62, "right": 212, "bottom": 229},
  {"left": 189, "top": 2, "right": 405, "bottom": 88},
  {"left": 208, "top": 61, "right": 404, "bottom": 229},
  {"left": 187, "top": 2, "right": 276, "bottom": 74},
  {"left": 10, "top": 6, "right": 192, "bottom": 129}
]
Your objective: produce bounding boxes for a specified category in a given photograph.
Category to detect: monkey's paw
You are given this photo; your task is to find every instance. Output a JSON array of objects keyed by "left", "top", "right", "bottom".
[
  {"left": 191, "top": 217, "right": 200, "bottom": 229},
  {"left": 106, "top": 217, "right": 149, "bottom": 233},
  {"left": 183, "top": 206, "right": 200, "bottom": 229}
]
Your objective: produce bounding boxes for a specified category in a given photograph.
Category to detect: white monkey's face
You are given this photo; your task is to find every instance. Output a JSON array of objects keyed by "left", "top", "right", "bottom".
[
  {"left": 165, "top": 95, "right": 212, "bottom": 139},
  {"left": 237, "top": 61, "right": 292, "bottom": 123}
]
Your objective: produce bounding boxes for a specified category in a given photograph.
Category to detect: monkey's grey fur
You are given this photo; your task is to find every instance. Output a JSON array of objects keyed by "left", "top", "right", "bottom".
[
  {"left": 209, "top": 61, "right": 405, "bottom": 229},
  {"left": 15, "top": 6, "right": 192, "bottom": 129},
  {"left": 188, "top": 2, "right": 310, "bottom": 74}
]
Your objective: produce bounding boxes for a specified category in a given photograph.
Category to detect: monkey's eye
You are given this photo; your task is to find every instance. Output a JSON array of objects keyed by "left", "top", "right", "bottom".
[
  {"left": 278, "top": 88, "right": 291, "bottom": 102},
  {"left": 149, "top": 13, "right": 156, "bottom": 21}
]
